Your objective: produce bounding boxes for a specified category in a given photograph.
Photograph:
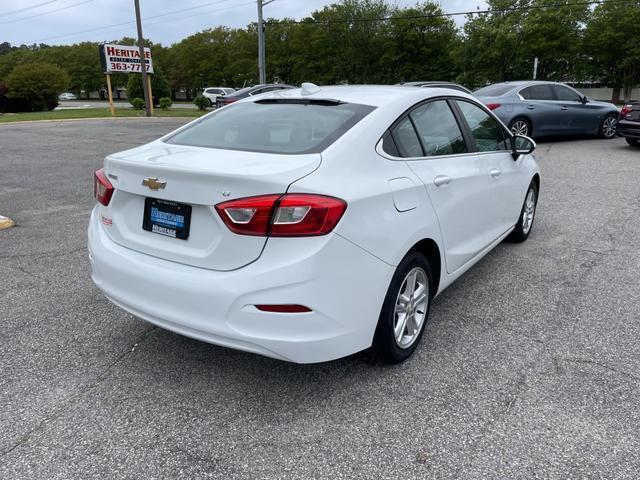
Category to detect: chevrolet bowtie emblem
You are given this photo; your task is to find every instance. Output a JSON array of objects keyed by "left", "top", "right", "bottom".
[{"left": 142, "top": 177, "right": 166, "bottom": 190}]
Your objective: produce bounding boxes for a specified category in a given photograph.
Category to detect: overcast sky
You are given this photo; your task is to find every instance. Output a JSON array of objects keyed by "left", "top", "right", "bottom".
[{"left": 2, "top": 0, "right": 486, "bottom": 47}]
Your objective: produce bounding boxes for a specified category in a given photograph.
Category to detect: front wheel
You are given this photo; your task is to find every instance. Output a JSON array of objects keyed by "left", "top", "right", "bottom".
[
  {"left": 374, "top": 252, "right": 433, "bottom": 364},
  {"left": 599, "top": 114, "right": 617, "bottom": 139},
  {"left": 507, "top": 182, "right": 538, "bottom": 243}
]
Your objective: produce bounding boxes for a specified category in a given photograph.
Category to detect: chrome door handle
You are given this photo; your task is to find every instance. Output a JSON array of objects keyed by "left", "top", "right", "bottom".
[
  {"left": 490, "top": 168, "right": 501, "bottom": 178},
  {"left": 560, "top": 106, "right": 569, "bottom": 111},
  {"left": 527, "top": 105, "right": 535, "bottom": 110},
  {"left": 433, "top": 175, "right": 452, "bottom": 187}
]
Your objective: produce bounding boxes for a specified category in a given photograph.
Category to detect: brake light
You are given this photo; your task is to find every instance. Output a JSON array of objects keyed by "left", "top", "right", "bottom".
[
  {"left": 222, "top": 97, "right": 238, "bottom": 105},
  {"left": 620, "top": 105, "right": 633, "bottom": 118},
  {"left": 94, "top": 168, "right": 113, "bottom": 206},
  {"left": 485, "top": 103, "right": 501, "bottom": 111},
  {"left": 215, "top": 194, "right": 347, "bottom": 237}
]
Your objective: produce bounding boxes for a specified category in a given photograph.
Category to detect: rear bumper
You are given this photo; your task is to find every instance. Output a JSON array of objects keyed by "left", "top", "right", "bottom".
[
  {"left": 617, "top": 119, "right": 640, "bottom": 139},
  {"left": 88, "top": 207, "right": 394, "bottom": 363}
]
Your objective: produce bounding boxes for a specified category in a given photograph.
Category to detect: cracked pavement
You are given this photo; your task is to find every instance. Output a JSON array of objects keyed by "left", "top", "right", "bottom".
[{"left": 1, "top": 119, "right": 640, "bottom": 479}]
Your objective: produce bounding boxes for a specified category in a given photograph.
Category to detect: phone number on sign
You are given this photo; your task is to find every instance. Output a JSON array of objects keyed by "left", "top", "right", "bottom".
[{"left": 109, "top": 62, "right": 145, "bottom": 72}]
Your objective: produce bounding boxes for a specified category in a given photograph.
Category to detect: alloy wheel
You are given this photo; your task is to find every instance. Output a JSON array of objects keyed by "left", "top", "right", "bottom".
[
  {"left": 393, "top": 267, "right": 429, "bottom": 349},
  {"left": 522, "top": 187, "right": 537, "bottom": 234},
  {"left": 602, "top": 116, "right": 617, "bottom": 138},
  {"left": 511, "top": 120, "right": 529, "bottom": 136}
]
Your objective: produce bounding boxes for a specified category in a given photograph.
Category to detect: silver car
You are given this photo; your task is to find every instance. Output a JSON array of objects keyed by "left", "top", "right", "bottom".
[{"left": 475, "top": 81, "right": 619, "bottom": 139}]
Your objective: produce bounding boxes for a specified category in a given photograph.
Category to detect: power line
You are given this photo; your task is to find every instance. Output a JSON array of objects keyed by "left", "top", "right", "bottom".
[
  {"left": 25, "top": 0, "right": 244, "bottom": 43},
  {"left": 21, "top": 0, "right": 255, "bottom": 45},
  {"left": 0, "top": 0, "right": 95, "bottom": 25},
  {"left": 265, "top": 0, "right": 634, "bottom": 25},
  {"left": 0, "top": 0, "right": 60, "bottom": 18}
]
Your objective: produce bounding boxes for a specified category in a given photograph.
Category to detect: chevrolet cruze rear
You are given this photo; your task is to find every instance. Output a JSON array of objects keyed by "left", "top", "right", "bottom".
[{"left": 89, "top": 85, "right": 540, "bottom": 363}]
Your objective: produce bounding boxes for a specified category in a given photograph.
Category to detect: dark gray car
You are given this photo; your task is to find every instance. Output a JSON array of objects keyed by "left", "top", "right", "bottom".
[{"left": 474, "top": 81, "right": 619, "bottom": 139}]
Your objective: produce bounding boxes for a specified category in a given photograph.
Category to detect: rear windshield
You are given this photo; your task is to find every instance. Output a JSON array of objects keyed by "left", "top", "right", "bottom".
[
  {"left": 474, "top": 84, "right": 515, "bottom": 97},
  {"left": 165, "top": 100, "right": 375, "bottom": 154}
]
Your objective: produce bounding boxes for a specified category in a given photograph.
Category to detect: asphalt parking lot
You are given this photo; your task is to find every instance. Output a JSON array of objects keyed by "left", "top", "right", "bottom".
[{"left": 1, "top": 119, "right": 639, "bottom": 479}]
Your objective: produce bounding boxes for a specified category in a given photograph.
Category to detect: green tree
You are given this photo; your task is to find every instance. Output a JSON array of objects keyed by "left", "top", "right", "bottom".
[
  {"left": 126, "top": 65, "right": 171, "bottom": 104},
  {"left": 6, "top": 62, "right": 69, "bottom": 111},
  {"left": 584, "top": 0, "right": 640, "bottom": 102}
]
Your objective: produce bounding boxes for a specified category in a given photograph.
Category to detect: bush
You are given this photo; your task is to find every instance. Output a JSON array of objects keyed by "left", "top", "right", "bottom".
[
  {"left": 126, "top": 67, "right": 171, "bottom": 105},
  {"left": 130, "top": 97, "right": 145, "bottom": 110},
  {"left": 194, "top": 95, "right": 209, "bottom": 111},
  {"left": 158, "top": 97, "right": 172, "bottom": 109},
  {"left": 5, "top": 62, "right": 69, "bottom": 112}
]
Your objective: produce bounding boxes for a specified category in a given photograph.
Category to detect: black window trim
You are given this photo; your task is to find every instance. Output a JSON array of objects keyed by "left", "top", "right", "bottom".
[
  {"left": 380, "top": 95, "right": 512, "bottom": 160},
  {"left": 517, "top": 82, "right": 583, "bottom": 102}
]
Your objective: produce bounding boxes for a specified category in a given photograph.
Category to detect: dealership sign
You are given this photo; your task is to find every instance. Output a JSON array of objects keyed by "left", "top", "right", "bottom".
[{"left": 99, "top": 44, "right": 154, "bottom": 74}]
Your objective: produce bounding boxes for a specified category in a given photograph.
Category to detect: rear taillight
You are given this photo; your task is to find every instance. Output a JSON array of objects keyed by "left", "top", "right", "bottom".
[
  {"left": 215, "top": 194, "right": 347, "bottom": 237},
  {"left": 620, "top": 105, "right": 633, "bottom": 118},
  {"left": 222, "top": 97, "right": 238, "bottom": 105},
  {"left": 485, "top": 103, "right": 501, "bottom": 111},
  {"left": 94, "top": 168, "right": 113, "bottom": 206}
]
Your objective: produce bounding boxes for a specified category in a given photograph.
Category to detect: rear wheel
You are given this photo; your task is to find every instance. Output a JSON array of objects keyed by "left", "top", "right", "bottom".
[
  {"left": 374, "top": 252, "right": 433, "bottom": 364},
  {"left": 208, "top": 98, "right": 213, "bottom": 107},
  {"left": 509, "top": 117, "right": 531, "bottom": 137},
  {"left": 626, "top": 138, "right": 640, "bottom": 147},
  {"left": 507, "top": 182, "right": 538, "bottom": 243},
  {"left": 599, "top": 114, "right": 617, "bottom": 139}
]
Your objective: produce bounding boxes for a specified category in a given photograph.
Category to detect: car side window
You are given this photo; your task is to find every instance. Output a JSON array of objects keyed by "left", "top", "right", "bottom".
[
  {"left": 455, "top": 100, "right": 510, "bottom": 152},
  {"left": 391, "top": 117, "right": 423, "bottom": 157},
  {"left": 552, "top": 85, "right": 581, "bottom": 102},
  {"left": 520, "top": 85, "right": 555, "bottom": 101},
  {"left": 409, "top": 100, "right": 467, "bottom": 156}
]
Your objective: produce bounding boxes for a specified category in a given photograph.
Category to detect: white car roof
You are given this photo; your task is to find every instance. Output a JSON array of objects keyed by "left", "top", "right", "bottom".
[{"left": 256, "top": 84, "right": 475, "bottom": 108}]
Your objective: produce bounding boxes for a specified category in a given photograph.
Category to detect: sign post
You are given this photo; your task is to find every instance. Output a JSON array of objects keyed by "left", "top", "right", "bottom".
[
  {"left": 105, "top": 74, "right": 116, "bottom": 117},
  {"left": 146, "top": 74, "right": 154, "bottom": 115},
  {"left": 99, "top": 43, "right": 154, "bottom": 116}
]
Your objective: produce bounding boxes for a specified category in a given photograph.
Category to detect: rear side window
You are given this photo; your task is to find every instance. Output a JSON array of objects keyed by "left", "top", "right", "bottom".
[
  {"left": 410, "top": 100, "right": 467, "bottom": 156},
  {"left": 165, "top": 101, "right": 375, "bottom": 154},
  {"left": 391, "top": 117, "right": 423, "bottom": 157},
  {"left": 520, "top": 84, "right": 554, "bottom": 101},
  {"left": 456, "top": 100, "right": 509, "bottom": 152}
]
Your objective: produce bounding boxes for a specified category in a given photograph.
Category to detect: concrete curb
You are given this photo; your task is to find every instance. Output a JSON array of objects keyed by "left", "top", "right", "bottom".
[
  {"left": 0, "top": 215, "right": 15, "bottom": 230},
  {"left": 0, "top": 116, "right": 201, "bottom": 126}
]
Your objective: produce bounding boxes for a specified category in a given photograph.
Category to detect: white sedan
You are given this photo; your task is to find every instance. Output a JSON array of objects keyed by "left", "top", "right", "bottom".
[{"left": 88, "top": 84, "right": 540, "bottom": 364}]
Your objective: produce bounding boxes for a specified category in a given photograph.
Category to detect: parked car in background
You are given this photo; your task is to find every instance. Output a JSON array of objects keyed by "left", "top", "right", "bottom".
[
  {"left": 399, "top": 81, "right": 472, "bottom": 94},
  {"left": 215, "top": 83, "right": 295, "bottom": 108},
  {"left": 202, "top": 87, "right": 235, "bottom": 107},
  {"left": 58, "top": 92, "right": 77, "bottom": 101},
  {"left": 89, "top": 84, "right": 540, "bottom": 364},
  {"left": 475, "top": 81, "right": 619, "bottom": 139},
  {"left": 617, "top": 103, "right": 640, "bottom": 147}
]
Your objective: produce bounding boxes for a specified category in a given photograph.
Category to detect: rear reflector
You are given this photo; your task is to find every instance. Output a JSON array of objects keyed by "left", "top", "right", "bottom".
[
  {"left": 485, "top": 103, "right": 501, "bottom": 111},
  {"left": 215, "top": 194, "right": 347, "bottom": 237},
  {"left": 255, "top": 304, "right": 312, "bottom": 313},
  {"left": 94, "top": 168, "right": 114, "bottom": 206}
]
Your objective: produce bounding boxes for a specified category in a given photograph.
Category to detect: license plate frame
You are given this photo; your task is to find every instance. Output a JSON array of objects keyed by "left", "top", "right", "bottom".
[{"left": 142, "top": 197, "right": 192, "bottom": 240}]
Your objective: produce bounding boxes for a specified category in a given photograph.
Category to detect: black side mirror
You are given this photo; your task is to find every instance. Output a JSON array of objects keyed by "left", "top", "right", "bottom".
[
  {"left": 581, "top": 95, "right": 589, "bottom": 104},
  {"left": 511, "top": 134, "right": 536, "bottom": 160}
]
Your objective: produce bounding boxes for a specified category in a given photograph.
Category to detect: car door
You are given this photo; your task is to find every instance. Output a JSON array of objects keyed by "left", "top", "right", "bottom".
[
  {"left": 454, "top": 99, "right": 530, "bottom": 234},
  {"left": 519, "top": 84, "right": 561, "bottom": 135},
  {"left": 392, "top": 99, "right": 496, "bottom": 274},
  {"left": 551, "top": 84, "right": 598, "bottom": 133}
]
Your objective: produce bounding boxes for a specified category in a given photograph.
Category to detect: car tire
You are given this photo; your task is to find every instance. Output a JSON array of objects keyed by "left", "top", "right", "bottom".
[
  {"left": 507, "top": 181, "right": 538, "bottom": 243},
  {"left": 373, "top": 252, "right": 433, "bottom": 364},
  {"left": 626, "top": 138, "right": 640, "bottom": 147},
  {"left": 599, "top": 114, "right": 617, "bottom": 139},
  {"left": 208, "top": 99, "right": 213, "bottom": 107},
  {"left": 509, "top": 117, "right": 531, "bottom": 137}
]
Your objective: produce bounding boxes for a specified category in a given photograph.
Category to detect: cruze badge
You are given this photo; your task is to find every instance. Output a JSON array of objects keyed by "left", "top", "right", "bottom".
[{"left": 142, "top": 177, "right": 167, "bottom": 190}]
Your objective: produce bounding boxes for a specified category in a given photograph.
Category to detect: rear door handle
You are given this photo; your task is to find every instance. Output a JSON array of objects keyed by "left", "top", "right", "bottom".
[
  {"left": 560, "top": 106, "right": 569, "bottom": 111},
  {"left": 433, "top": 175, "right": 452, "bottom": 187},
  {"left": 490, "top": 168, "right": 501, "bottom": 178},
  {"left": 527, "top": 105, "right": 535, "bottom": 110}
]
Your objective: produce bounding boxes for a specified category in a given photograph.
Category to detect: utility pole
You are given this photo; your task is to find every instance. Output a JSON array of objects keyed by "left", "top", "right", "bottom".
[
  {"left": 533, "top": 57, "right": 539, "bottom": 80},
  {"left": 134, "top": 0, "right": 151, "bottom": 117},
  {"left": 257, "top": 0, "right": 274, "bottom": 84}
]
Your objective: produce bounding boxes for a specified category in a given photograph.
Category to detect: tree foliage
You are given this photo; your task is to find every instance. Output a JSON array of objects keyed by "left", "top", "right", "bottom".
[{"left": 6, "top": 62, "right": 69, "bottom": 111}]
